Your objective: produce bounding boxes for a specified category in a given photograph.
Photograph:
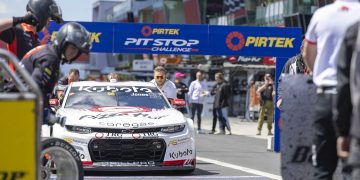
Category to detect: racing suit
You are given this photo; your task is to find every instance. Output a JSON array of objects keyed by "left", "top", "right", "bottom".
[
  {"left": 5, "top": 44, "right": 60, "bottom": 123},
  {"left": 335, "top": 21, "right": 360, "bottom": 178}
]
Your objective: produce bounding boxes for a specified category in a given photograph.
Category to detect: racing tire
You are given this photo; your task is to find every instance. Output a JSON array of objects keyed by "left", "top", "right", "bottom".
[{"left": 41, "top": 138, "right": 84, "bottom": 180}]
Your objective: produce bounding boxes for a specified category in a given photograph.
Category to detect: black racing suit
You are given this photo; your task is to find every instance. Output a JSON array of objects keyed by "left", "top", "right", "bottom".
[
  {"left": 5, "top": 44, "right": 61, "bottom": 123},
  {"left": 335, "top": 22, "right": 360, "bottom": 178}
]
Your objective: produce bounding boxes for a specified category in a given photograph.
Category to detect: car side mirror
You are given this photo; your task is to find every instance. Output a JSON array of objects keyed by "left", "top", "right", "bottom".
[
  {"left": 49, "top": 98, "right": 59, "bottom": 107},
  {"left": 169, "top": 98, "right": 186, "bottom": 108}
]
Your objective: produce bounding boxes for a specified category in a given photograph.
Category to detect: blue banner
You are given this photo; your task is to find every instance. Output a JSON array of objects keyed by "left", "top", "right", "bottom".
[
  {"left": 209, "top": 25, "right": 302, "bottom": 57},
  {"left": 47, "top": 21, "right": 302, "bottom": 58},
  {"left": 47, "top": 21, "right": 113, "bottom": 53},
  {"left": 114, "top": 23, "right": 209, "bottom": 55}
]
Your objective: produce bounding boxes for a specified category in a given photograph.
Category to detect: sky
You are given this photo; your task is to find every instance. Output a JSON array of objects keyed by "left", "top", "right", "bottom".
[{"left": 0, "top": 0, "right": 97, "bottom": 21}]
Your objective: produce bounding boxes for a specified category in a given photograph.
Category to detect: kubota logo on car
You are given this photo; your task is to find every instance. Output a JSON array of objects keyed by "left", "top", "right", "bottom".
[
  {"left": 123, "top": 25, "right": 200, "bottom": 53},
  {"left": 226, "top": 31, "right": 295, "bottom": 51}
]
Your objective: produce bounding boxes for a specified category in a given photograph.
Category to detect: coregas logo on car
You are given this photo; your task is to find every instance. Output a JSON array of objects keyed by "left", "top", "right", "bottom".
[{"left": 98, "top": 122, "right": 155, "bottom": 128}]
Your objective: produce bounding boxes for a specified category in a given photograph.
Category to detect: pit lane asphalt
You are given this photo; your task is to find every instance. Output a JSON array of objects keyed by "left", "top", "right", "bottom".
[{"left": 85, "top": 133, "right": 281, "bottom": 180}]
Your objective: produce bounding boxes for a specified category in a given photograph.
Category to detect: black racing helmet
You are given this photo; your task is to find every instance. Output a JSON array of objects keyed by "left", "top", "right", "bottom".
[
  {"left": 54, "top": 22, "right": 92, "bottom": 64},
  {"left": 26, "top": 0, "right": 64, "bottom": 32}
]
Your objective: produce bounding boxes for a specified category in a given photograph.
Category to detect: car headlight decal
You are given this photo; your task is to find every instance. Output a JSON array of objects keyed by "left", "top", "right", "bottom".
[
  {"left": 160, "top": 124, "right": 185, "bottom": 133},
  {"left": 66, "top": 125, "right": 92, "bottom": 134}
]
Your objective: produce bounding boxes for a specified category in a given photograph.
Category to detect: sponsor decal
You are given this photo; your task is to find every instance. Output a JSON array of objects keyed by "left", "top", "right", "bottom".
[
  {"left": 52, "top": 31, "right": 101, "bottom": 43},
  {"left": 0, "top": 171, "right": 27, "bottom": 180},
  {"left": 131, "top": 93, "right": 149, "bottom": 96},
  {"left": 291, "top": 146, "right": 312, "bottom": 163},
  {"left": 132, "top": 132, "right": 159, "bottom": 139},
  {"left": 124, "top": 25, "right": 200, "bottom": 53},
  {"left": 95, "top": 132, "right": 123, "bottom": 139},
  {"left": 80, "top": 112, "right": 168, "bottom": 120},
  {"left": 226, "top": 31, "right": 295, "bottom": 51},
  {"left": 162, "top": 159, "right": 195, "bottom": 166},
  {"left": 226, "top": 31, "right": 245, "bottom": 51},
  {"left": 76, "top": 151, "right": 86, "bottom": 159},
  {"left": 64, "top": 137, "right": 73, "bottom": 144},
  {"left": 169, "top": 149, "right": 193, "bottom": 159},
  {"left": 78, "top": 86, "right": 153, "bottom": 93},
  {"left": 89, "top": 106, "right": 151, "bottom": 113},
  {"left": 93, "top": 161, "right": 156, "bottom": 167},
  {"left": 168, "top": 137, "right": 191, "bottom": 147},
  {"left": 98, "top": 122, "right": 155, "bottom": 128},
  {"left": 141, "top": 26, "right": 180, "bottom": 36}
]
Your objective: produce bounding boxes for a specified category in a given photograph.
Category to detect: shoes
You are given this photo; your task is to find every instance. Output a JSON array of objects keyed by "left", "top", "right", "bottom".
[
  {"left": 215, "top": 131, "right": 225, "bottom": 135},
  {"left": 209, "top": 130, "right": 216, "bottom": 134},
  {"left": 256, "top": 131, "right": 261, "bottom": 136},
  {"left": 268, "top": 132, "right": 273, "bottom": 136},
  {"left": 226, "top": 132, "right": 232, "bottom": 135}
]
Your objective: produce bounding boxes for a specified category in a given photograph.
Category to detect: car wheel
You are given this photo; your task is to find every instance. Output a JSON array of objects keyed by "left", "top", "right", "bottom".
[{"left": 40, "top": 138, "right": 84, "bottom": 180}]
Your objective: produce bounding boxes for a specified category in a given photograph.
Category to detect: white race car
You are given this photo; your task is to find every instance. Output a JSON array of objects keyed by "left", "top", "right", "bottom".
[{"left": 43, "top": 81, "right": 196, "bottom": 173}]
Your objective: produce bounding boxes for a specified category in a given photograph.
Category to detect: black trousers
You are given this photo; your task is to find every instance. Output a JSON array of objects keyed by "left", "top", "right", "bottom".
[
  {"left": 191, "top": 103, "right": 203, "bottom": 130},
  {"left": 212, "top": 107, "right": 218, "bottom": 132},
  {"left": 312, "top": 93, "right": 338, "bottom": 179}
]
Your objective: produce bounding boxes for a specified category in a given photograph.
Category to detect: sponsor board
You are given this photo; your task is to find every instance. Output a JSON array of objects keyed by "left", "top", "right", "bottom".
[
  {"left": 47, "top": 21, "right": 301, "bottom": 57},
  {"left": 280, "top": 75, "right": 317, "bottom": 179}
]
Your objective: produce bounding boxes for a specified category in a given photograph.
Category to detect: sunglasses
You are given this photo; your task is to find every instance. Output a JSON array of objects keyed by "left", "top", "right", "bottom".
[{"left": 156, "top": 76, "right": 164, "bottom": 79}]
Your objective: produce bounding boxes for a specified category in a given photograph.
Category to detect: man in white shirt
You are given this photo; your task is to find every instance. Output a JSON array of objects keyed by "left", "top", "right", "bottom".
[
  {"left": 150, "top": 66, "right": 177, "bottom": 99},
  {"left": 188, "top": 71, "right": 208, "bottom": 133},
  {"left": 303, "top": 0, "right": 360, "bottom": 178}
]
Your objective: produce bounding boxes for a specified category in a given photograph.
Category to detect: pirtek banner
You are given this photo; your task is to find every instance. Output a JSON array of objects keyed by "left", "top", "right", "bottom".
[{"left": 47, "top": 21, "right": 302, "bottom": 58}]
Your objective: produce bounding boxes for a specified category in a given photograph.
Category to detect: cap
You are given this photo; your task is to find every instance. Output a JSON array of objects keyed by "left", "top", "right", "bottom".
[{"left": 175, "top": 72, "right": 185, "bottom": 78}]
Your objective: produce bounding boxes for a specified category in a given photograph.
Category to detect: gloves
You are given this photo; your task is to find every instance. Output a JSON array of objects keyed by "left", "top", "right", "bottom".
[{"left": 13, "top": 14, "right": 38, "bottom": 27}]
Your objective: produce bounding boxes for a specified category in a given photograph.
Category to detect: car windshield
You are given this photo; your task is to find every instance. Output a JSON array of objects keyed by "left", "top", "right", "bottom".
[{"left": 64, "top": 85, "right": 170, "bottom": 109}]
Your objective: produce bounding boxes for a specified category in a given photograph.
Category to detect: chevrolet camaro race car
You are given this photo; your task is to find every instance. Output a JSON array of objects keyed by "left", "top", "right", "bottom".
[{"left": 42, "top": 81, "right": 196, "bottom": 173}]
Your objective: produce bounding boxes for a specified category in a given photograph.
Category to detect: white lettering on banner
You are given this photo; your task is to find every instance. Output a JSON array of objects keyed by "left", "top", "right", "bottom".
[
  {"left": 151, "top": 47, "right": 192, "bottom": 52},
  {"left": 237, "top": 56, "right": 262, "bottom": 63},
  {"left": 124, "top": 38, "right": 199, "bottom": 47},
  {"left": 169, "top": 149, "right": 193, "bottom": 159}
]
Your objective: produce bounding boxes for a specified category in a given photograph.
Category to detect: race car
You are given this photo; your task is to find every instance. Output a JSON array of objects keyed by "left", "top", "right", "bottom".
[{"left": 42, "top": 81, "right": 196, "bottom": 173}]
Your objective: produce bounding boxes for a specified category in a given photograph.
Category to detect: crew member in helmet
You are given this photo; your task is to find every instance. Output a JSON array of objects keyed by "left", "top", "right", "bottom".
[
  {"left": 5, "top": 22, "right": 92, "bottom": 123},
  {"left": 0, "top": 0, "right": 63, "bottom": 70}
]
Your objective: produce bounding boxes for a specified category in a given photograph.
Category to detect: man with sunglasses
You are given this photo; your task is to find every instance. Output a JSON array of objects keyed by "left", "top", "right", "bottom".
[{"left": 150, "top": 66, "right": 177, "bottom": 99}]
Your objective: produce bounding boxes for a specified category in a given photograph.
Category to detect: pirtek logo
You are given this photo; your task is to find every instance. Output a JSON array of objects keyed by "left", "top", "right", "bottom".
[
  {"left": 141, "top": 25, "right": 180, "bottom": 37},
  {"left": 51, "top": 31, "right": 101, "bottom": 43},
  {"left": 169, "top": 149, "right": 193, "bottom": 159},
  {"left": 226, "top": 31, "right": 295, "bottom": 51}
]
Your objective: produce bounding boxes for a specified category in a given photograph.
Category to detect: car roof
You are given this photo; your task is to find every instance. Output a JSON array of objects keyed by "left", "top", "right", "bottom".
[{"left": 70, "top": 81, "right": 157, "bottom": 87}]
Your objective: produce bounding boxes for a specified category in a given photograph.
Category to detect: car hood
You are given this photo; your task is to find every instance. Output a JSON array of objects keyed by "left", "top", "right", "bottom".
[{"left": 58, "top": 106, "right": 186, "bottom": 128}]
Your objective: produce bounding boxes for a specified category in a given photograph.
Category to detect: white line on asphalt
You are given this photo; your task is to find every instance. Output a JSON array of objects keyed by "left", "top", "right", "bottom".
[
  {"left": 85, "top": 176, "right": 264, "bottom": 179},
  {"left": 197, "top": 156, "right": 282, "bottom": 180}
]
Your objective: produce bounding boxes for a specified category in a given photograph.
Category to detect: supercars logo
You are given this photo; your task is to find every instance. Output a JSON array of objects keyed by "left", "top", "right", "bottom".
[
  {"left": 226, "top": 31, "right": 295, "bottom": 51},
  {"left": 123, "top": 25, "right": 199, "bottom": 53}
]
